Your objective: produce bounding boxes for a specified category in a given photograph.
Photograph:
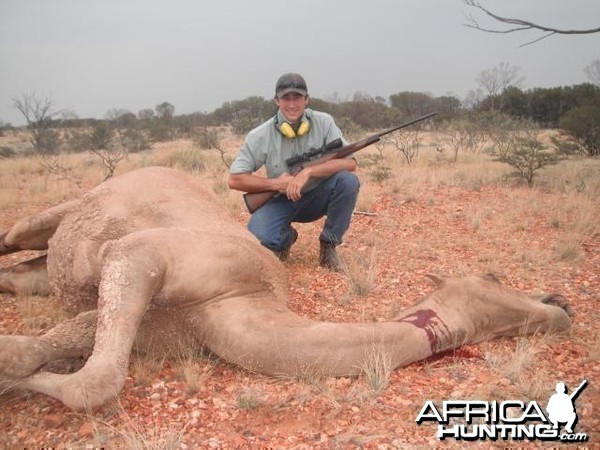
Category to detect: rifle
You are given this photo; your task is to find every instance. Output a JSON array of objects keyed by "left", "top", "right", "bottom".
[{"left": 243, "top": 112, "right": 436, "bottom": 213}]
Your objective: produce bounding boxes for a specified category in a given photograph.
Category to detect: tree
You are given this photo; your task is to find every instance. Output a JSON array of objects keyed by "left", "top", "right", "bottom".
[
  {"left": 475, "top": 62, "right": 524, "bottom": 110},
  {"left": 431, "top": 95, "right": 463, "bottom": 121},
  {"left": 442, "top": 115, "right": 488, "bottom": 163},
  {"left": 476, "top": 83, "right": 600, "bottom": 128},
  {"left": 464, "top": 0, "right": 600, "bottom": 46},
  {"left": 138, "top": 108, "right": 155, "bottom": 120},
  {"left": 584, "top": 59, "right": 600, "bottom": 86},
  {"left": 388, "top": 128, "right": 422, "bottom": 165},
  {"left": 212, "top": 96, "right": 276, "bottom": 135},
  {"left": 559, "top": 104, "right": 600, "bottom": 157},
  {"left": 337, "top": 100, "right": 401, "bottom": 129},
  {"left": 389, "top": 91, "right": 435, "bottom": 118},
  {"left": 106, "top": 108, "right": 137, "bottom": 128},
  {"left": 151, "top": 101, "right": 175, "bottom": 141},
  {"left": 463, "top": 88, "right": 485, "bottom": 110},
  {"left": 12, "top": 92, "right": 61, "bottom": 154},
  {"left": 155, "top": 102, "right": 174, "bottom": 121},
  {"left": 88, "top": 121, "right": 114, "bottom": 151}
]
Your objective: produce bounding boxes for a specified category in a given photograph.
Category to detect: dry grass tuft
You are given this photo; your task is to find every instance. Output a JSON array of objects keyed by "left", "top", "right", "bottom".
[
  {"left": 176, "top": 358, "right": 215, "bottom": 396},
  {"left": 71, "top": 402, "right": 185, "bottom": 449},
  {"left": 16, "top": 294, "right": 67, "bottom": 335},
  {"left": 484, "top": 334, "right": 554, "bottom": 388},
  {"left": 342, "top": 246, "right": 379, "bottom": 298},
  {"left": 360, "top": 345, "right": 392, "bottom": 397},
  {"left": 235, "top": 387, "right": 265, "bottom": 410},
  {"left": 130, "top": 354, "right": 164, "bottom": 387}
]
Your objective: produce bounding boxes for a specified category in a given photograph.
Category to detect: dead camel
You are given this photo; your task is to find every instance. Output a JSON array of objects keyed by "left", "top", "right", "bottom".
[{"left": 0, "top": 167, "right": 572, "bottom": 411}]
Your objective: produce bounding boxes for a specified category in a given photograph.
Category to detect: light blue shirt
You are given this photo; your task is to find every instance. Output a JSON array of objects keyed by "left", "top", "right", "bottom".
[{"left": 230, "top": 108, "right": 346, "bottom": 184}]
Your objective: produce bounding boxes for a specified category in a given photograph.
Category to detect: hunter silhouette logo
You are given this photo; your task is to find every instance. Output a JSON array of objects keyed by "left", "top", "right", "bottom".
[
  {"left": 546, "top": 380, "right": 587, "bottom": 434},
  {"left": 416, "top": 379, "right": 589, "bottom": 442}
]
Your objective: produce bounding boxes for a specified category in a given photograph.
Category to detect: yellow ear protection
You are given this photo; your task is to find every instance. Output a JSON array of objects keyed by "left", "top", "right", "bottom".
[{"left": 275, "top": 116, "right": 310, "bottom": 139}]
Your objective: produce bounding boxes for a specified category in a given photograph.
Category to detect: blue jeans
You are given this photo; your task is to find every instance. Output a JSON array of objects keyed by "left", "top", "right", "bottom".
[{"left": 248, "top": 171, "right": 360, "bottom": 252}]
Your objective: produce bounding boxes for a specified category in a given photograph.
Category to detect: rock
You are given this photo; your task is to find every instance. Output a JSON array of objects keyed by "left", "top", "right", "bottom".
[
  {"left": 43, "top": 413, "right": 65, "bottom": 428},
  {"left": 78, "top": 421, "right": 94, "bottom": 437}
]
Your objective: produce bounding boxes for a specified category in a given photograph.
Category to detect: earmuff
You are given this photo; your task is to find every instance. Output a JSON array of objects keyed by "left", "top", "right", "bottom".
[{"left": 275, "top": 116, "right": 310, "bottom": 139}]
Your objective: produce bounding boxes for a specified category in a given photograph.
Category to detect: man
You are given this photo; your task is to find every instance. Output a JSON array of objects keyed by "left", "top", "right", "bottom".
[{"left": 228, "top": 73, "right": 359, "bottom": 270}]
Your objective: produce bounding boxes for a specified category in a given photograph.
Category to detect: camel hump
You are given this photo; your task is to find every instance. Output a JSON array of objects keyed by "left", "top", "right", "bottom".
[
  {"left": 100, "top": 166, "right": 199, "bottom": 194},
  {"left": 86, "top": 166, "right": 227, "bottom": 217},
  {"left": 64, "top": 166, "right": 241, "bottom": 239}
]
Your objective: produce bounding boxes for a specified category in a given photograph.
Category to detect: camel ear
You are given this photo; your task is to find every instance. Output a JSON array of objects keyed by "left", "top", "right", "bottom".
[
  {"left": 541, "top": 293, "right": 574, "bottom": 317},
  {"left": 425, "top": 273, "right": 446, "bottom": 288},
  {"left": 483, "top": 273, "right": 501, "bottom": 283}
]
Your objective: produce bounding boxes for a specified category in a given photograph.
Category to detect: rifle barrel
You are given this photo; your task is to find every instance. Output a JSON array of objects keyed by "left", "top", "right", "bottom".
[{"left": 377, "top": 112, "right": 436, "bottom": 139}]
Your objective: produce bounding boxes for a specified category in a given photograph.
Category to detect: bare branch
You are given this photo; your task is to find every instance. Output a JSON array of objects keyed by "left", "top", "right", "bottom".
[
  {"left": 194, "top": 125, "right": 231, "bottom": 169},
  {"left": 88, "top": 145, "right": 127, "bottom": 181},
  {"left": 464, "top": 0, "right": 600, "bottom": 46},
  {"left": 39, "top": 154, "right": 82, "bottom": 187}
]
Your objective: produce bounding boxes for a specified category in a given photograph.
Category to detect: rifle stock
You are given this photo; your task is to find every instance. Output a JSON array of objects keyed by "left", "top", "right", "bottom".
[
  {"left": 243, "top": 190, "right": 279, "bottom": 214},
  {"left": 242, "top": 112, "right": 436, "bottom": 213}
]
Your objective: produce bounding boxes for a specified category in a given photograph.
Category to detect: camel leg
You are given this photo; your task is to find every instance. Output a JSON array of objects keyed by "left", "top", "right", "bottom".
[
  {"left": 0, "top": 200, "right": 79, "bottom": 256},
  {"left": 0, "top": 255, "right": 50, "bottom": 295},
  {"left": 17, "top": 239, "right": 165, "bottom": 411},
  {"left": 0, "top": 310, "right": 97, "bottom": 391}
]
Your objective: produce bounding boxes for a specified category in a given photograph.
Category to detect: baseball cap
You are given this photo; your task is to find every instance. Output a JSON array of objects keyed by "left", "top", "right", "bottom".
[{"left": 275, "top": 73, "right": 308, "bottom": 97}]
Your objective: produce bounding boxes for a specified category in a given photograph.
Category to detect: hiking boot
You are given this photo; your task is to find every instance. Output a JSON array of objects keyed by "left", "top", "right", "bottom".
[
  {"left": 273, "top": 228, "right": 298, "bottom": 262},
  {"left": 319, "top": 240, "right": 343, "bottom": 272}
]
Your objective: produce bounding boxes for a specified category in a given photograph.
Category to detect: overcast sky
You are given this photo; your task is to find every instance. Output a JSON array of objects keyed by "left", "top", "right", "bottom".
[{"left": 1, "top": 0, "right": 598, "bottom": 125}]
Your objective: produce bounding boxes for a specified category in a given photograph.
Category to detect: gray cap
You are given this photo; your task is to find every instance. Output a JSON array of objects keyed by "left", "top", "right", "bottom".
[{"left": 275, "top": 73, "right": 308, "bottom": 97}]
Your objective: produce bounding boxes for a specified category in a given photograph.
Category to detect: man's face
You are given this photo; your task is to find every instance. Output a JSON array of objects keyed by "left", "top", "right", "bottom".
[{"left": 275, "top": 93, "right": 309, "bottom": 123}]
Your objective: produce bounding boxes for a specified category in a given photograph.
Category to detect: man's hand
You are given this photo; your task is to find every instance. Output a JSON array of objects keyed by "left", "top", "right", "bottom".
[
  {"left": 286, "top": 158, "right": 357, "bottom": 202},
  {"left": 286, "top": 169, "right": 310, "bottom": 201},
  {"left": 273, "top": 173, "right": 295, "bottom": 194}
]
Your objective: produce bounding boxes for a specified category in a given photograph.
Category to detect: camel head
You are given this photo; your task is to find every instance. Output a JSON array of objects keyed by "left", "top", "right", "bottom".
[{"left": 420, "top": 273, "right": 572, "bottom": 344}]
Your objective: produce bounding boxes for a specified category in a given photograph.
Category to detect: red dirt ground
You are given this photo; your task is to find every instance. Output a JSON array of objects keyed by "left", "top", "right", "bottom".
[{"left": 1, "top": 179, "right": 598, "bottom": 449}]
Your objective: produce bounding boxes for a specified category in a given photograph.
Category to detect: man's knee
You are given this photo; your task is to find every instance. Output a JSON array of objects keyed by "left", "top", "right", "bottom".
[
  {"left": 332, "top": 171, "right": 360, "bottom": 198},
  {"left": 337, "top": 171, "right": 360, "bottom": 189},
  {"left": 247, "top": 217, "right": 273, "bottom": 248},
  {"left": 248, "top": 211, "right": 288, "bottom": 250}
]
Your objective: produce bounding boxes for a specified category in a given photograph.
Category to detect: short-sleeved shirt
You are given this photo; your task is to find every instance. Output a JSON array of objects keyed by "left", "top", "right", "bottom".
[{"left": 230, "top": 108, "right": 346, "bottom": 192}]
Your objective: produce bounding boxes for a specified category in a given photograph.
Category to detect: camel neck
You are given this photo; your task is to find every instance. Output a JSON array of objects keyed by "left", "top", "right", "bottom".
[{"left": 199, "top": 295, "right": 459, "bottom": 377}]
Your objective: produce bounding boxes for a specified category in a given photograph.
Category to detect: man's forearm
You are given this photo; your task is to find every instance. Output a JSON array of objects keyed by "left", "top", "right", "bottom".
[
  {"left": 302, "top": 158, "right": 357, "bottom": 179},
  {"left": 229, "top": 158, "right": 356, "bottom": 194},
  {"left": 228, "top": 173, "right": 290, "bottom": 193}
]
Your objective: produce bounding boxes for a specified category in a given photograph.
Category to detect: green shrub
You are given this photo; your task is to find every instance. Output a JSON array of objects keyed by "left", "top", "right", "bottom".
[
  {"left": 495, "top": 135, "right": 564, "bottom": 187},
  {"left": 559, "top": 105, "right": 600, "bottom": 157},
  {"left": 0, "top": 146, "right": 15, "bottom": 158}
]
